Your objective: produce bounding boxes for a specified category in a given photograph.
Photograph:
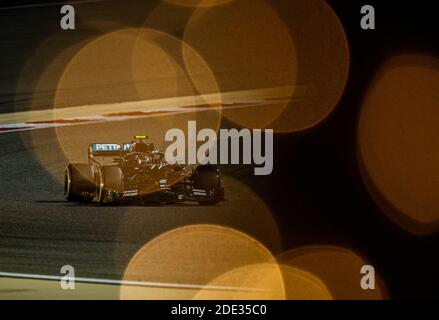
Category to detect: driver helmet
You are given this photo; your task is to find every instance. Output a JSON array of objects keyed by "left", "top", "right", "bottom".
[{"left": 131, "top": 136, "right": 154, "bottom": 153}]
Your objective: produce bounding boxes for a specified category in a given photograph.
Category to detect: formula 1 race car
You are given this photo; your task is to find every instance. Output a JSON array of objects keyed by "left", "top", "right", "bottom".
[{"left": 64, "top": 136, "right": 224, "bottom": 205}]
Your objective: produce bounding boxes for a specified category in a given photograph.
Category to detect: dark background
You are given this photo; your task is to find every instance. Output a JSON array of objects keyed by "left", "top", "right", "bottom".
[
  {"left": 267, "top": 0, "right": 438, "bottom": 299},
  {"left": 0, "top": 0, "right": 437, "bottom": 299}
]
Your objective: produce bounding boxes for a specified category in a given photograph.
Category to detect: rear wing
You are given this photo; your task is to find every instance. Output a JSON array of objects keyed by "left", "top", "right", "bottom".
[{"left": 88, "top": 143, "right": 132, "bottom": 159}]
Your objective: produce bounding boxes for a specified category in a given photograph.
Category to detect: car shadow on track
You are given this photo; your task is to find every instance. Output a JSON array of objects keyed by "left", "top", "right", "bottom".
[{"left": 34, "top": 200, "right": 207, "bottom": 208}]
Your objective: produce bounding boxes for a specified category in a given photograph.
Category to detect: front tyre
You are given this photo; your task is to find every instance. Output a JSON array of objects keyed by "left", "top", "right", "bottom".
[
  {"left": 194, "top": 165, "right": 223, "bottom": 206},
  {"left": 65, "top": 163, "right": 96, "bottom": 202}
]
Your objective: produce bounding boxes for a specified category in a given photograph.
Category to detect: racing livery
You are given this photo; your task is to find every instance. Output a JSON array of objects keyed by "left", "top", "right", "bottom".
[{"left": 64, "top": 136, "right": 224, "bottom": 205}]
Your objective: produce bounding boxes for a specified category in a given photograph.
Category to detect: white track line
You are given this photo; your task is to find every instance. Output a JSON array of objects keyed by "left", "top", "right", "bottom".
[
  {"left": 0, "top": 87, "right": 293, "bottom": 124},
  {"left": 0, "top": 87, "right": 295, "bottom": 133},
  {"left": 0, "top": 272, "right": 266, "bottom": 292}
]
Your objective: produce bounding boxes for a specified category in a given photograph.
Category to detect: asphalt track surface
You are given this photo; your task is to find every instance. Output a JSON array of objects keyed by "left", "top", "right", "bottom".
[
  {"left": 0, "top": 110, "right": 283, "bottom": 299},
  {"left": 0, "top": 1, "right": 296, "bottom": 299},
  {"left": 0, "top": 0, "right": 288, "bottom": 298}
]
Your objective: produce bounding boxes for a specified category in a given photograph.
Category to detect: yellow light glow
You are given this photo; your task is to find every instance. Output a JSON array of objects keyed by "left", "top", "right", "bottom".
[
  {"left": 358, "top": 54, "right": 439, "bottom": 234},
  {"left": 279, "top": 245, "right": 387, "bottom": 300},
  {"left": 120, "top": 224, "right": 279, "bottom": 299}
]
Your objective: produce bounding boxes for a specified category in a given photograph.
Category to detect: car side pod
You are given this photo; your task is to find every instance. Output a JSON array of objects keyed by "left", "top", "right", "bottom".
[{"left": 96, "top": 165, "right": 123, "bottom": 204}]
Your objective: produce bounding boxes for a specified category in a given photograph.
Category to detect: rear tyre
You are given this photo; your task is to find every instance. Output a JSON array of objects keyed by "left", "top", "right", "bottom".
[
  {"left": 65, "top": 163, "right": 96, "bottom": 202},
  {"left": 194, "top": 165, "right": 222, "bottom": 206},
  {"left": 97, "top": 166, "right": 123, "bottom": 204}
]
